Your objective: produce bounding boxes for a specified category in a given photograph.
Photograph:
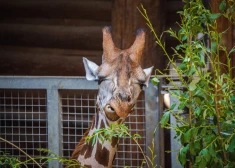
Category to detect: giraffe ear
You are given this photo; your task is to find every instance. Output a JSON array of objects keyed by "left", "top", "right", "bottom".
[
  {"left": 143, "top": 66, "right": 154, "bottom": 87},
  {"left": 83, "top": 57, "right": 99, "bottom": 81}
]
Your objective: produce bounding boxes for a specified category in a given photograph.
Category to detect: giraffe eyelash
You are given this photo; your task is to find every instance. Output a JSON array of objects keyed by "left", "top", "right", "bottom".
[
  {"left": 139, "top": 83, "right": 146, "bottom": 89},
  {"left": 98, "top": 79, "right": 103, "bottom": 85},
  {"left": 97, "top": 77, "right": 106, "bottom": 85}
]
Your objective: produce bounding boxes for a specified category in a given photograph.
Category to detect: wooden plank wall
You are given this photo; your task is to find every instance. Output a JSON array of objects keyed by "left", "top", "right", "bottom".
[
  {"left": 111, "top": 0, "right": 166, "bottom": 71},
  {"left": 111, "top": 0, "right": 183, "bottom": 72},
  {"left": 0, "top": 1, "right": 233, "bottom": 76},
  {"left": 0, "top": 0, "right": 111, "bottom": 76},
  {"left": 0, "top": 0, "right": 177, "bottom": 76}
]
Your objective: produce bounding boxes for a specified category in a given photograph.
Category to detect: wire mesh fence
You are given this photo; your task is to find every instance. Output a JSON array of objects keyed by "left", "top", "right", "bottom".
[
  {"left": 0, "top": 89, "right": 47, "bottom": 168},
  {"left": 60, "top": 90, "right": 146, "bottom": 168},
  {"left": 0, "top": 77, "right": 160, "bottom": 168}
]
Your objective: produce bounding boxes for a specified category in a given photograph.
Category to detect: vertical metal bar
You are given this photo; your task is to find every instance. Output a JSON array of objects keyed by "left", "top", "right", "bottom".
[
  {"left": 47, "top": 87, "right": 62, "bottom": 168},
  {"left": 158, "top": 79, "right": 165, "bottom": 168},
  {"left": 145, "top": 82, "right": 164, "bottom": 167},
  {"left": 170, "top": 92, "right": 183, "bottom": 168}
]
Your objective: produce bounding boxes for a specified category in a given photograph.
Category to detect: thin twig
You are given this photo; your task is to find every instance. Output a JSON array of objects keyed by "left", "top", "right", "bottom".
[{"left": 0, "top": 137, "right": 42, "bottom": 168}]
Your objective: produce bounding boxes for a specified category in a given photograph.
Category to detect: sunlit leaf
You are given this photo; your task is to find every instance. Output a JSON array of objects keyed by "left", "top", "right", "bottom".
[
  {"left": 170, "top": 103, "right": 177, "bottom": 111},
  {"left": 178, "top": 144, "right": 189, "bottom": 165},
  {"left": 151, "top": 77, "right": 160, "bottom": 85},
  {"left": 189, "top": 78, "right": 200, "bottom": 91},
  {"left": 92, "top": 136, "right": 97, "bottom": 146},
  {"left": 160, "top": 111, "right": 170, "bottom": 126},
  {"left": 209, "top": 13, "right": 221, "bottom": 20}
]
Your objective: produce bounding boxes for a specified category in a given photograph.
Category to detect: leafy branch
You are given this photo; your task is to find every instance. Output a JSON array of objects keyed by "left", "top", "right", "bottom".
[
  {"left": 0, "top": 137, "right": 42, "bottom": 168},
  {"left": 139, "top": 0, "right": 235, "bottom": 167},
  {"left": 85, "top": 123, "right": 156, "bottom": 168},
  {"left": 0, "top": 137, "right": 83, "bottom": 168}
]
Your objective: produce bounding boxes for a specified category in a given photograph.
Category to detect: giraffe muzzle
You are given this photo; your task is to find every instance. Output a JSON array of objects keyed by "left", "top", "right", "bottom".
[{"left": 110, "top": 101, "right": 134, "bottom": 119}]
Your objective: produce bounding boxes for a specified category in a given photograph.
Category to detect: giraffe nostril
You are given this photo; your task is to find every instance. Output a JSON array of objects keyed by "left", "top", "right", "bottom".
[
  {"left": 127, "top": 95, "right": 131, "bottom": 102},
  {"left": 104, "top": 104, "right": 115, "bottom": 113}
]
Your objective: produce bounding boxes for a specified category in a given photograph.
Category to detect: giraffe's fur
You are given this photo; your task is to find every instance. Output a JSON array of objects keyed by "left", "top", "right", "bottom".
[
  {"left": 70, "top": 116, "right": 95, "bottom": 161},
  {"left": 70, "top": 26, "right": 153, "bottom": 168},
  {"left": 75, "top": 112, "right": 121, "bottom": 168}
]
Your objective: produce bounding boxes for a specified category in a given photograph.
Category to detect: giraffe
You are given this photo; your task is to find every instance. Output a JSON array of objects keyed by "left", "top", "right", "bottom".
[{"left": 70, "top": 26, "right": 153, "bottom": 168}]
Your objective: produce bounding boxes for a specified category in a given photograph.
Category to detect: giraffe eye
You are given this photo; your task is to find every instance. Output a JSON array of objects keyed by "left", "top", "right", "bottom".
[
  {"left": 98, "top": 77, "right": 106, "bottom": 85},
  {"left": 139, "top": 83, "right": 146, "bottom": 89},
  {"left": 98, "top": 79, "right": 104, "bottom": 85}
]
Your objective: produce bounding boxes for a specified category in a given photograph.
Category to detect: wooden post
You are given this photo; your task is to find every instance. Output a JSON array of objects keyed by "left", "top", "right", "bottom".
[
  {"left": 211, "top": 0, "right": 234, "bottom": 76},
  {"left": 111, "top": 1, "right": 166, "bottom": 167},
  {"left": 111, "top": 0, "right": 166, "bottom": 71}
]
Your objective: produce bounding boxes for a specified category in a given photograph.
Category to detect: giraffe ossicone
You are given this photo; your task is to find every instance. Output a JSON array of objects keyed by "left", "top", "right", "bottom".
[{"left": 71, "top": 26, "right": 153, "bottom": 168}]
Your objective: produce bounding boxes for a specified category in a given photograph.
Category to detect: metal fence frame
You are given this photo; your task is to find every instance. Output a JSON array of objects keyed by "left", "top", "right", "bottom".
[{"left": 0, "top": 76, "right": 163, "bottom": 168}]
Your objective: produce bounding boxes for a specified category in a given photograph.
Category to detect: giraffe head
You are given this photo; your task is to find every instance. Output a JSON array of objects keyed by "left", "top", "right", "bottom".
[{"left": 83, "top": 27, "right": 153, "bottom": 123}]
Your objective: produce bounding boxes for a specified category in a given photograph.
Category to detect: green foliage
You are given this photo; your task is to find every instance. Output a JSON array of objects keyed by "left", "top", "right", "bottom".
[
  {"left": 139, "top": 0, "right": 235, "bottom": 167},
  {"left": 0, "top": 137, "right": 82, "bottom": 168},
  {"left": 85, "top": 123, "right": 141, "bottom": 146},
  {"left": 0, "top": 149, "right": 83, "bottom": 168},
  {"left": 0, "top": 149, "right": 82, "bottom": 168},
  {"left": 86, "top": 124, "right": 155, "bottom": 168},
  {"left": 219, "top": 0, "right": 235, "bottom": 24},
  {"left": 35, "top": 149, "right": 83, "bottom": 168},
  {"left": 159, "top": 111, "right": 171, "bottom": 126},
  {"left": 151, "top": 77, "right": 160, "bottom": 85},
  {"left": 0, "top": 151, "right": 23, "bottom": 168}
]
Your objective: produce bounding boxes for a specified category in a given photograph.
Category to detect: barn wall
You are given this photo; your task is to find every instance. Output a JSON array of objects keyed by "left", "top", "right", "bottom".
[
  {"left": 0, "top": 1, "right": 233, "bottom": 76},
  {"left": 0, "top": 0, "right": 175, "bottom": 76},
  {"left": 0, "top": 0, "right": 111, "bottom": 76}
]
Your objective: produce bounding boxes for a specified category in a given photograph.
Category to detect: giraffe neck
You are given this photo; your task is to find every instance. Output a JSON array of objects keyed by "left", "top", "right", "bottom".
[{"left": 71, "top": 109, "right": 122, "bottom": 168}]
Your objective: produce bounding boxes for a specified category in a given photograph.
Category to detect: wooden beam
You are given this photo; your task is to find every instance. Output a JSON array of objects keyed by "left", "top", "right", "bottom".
[
  {"left": 0, "top": 45, "right": 103, "bottom": 58},
  {"left": 0, "top": 0, "right": 111, "bottom": 22},
  {"left": 0, "top": 45, "right": 102, "bottom": 76},
  {"left": 0, "top": 24, "right": 103, "bottom": 50},
  {"left": 112, "top": 1, "right": 166, "bottom": 167},
  {"left": 1, "top": 18, "right": 110, "bottom": 27}
]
